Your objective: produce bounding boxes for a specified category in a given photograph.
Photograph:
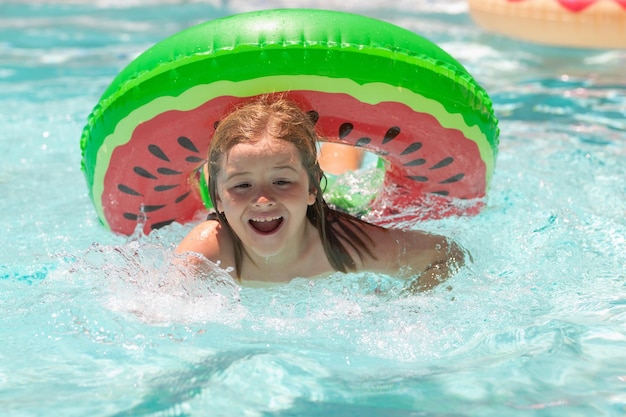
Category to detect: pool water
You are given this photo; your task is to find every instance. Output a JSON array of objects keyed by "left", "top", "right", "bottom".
[{"left": 1, "top": 1, "right": 625, "bottom": 416}]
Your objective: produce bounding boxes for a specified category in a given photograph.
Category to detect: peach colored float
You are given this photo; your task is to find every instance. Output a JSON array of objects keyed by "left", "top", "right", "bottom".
[{"left": 469, "top": 0, "right": 626, "bottom": 48}]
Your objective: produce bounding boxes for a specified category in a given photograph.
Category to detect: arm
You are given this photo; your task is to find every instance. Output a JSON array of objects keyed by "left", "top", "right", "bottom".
[
  {"left": 365, "top": 226, "right": 466, "bottom": 292},
  {"left": 176, "top": 221, "right": 218, "bottom": 257},
  {"left": 404, "top": 237, "right": 465, "bottom": 292},
  {"left": 401, "top": 230, "right": 465, "bottom": 292},
  {"left": 174, "top": 220, "right": 236, "bottom": 276}
]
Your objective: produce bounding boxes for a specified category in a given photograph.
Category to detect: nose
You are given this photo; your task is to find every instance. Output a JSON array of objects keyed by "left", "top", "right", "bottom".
[{"left": 252, "top": 187, "right": 276, "bottom": 208}]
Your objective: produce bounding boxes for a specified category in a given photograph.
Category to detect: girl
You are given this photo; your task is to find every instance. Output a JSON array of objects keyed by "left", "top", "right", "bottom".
[{"left": 176, "top": 97, "right": 465, "bottom": 291}]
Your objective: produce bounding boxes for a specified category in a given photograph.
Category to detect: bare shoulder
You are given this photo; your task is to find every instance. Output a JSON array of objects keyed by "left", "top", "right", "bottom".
[
  {"left": 359, "top": 222, "right": 465, "bottom": 279},
  {"left": 175, "top": 220, "right": 235, "bottom": 270}
]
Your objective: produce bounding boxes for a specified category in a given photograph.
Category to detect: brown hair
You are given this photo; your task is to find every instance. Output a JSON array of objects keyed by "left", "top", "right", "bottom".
[{"left": 207, "top": 96, "right": 380, "bottom": 278}]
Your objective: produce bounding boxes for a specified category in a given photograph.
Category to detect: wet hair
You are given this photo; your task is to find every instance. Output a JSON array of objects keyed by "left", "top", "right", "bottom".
[{"left": 207, "top": 95, "right": 380, "bottom": 278}]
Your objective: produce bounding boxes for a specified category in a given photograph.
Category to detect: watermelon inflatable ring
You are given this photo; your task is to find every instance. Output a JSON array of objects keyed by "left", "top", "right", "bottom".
[{"left": 80, "top": 9, "right": 499, "bottom": 236}]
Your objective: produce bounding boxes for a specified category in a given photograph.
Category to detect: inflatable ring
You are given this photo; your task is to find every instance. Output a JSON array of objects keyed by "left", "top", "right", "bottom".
[
  {"left": 80, "top": 9, "right": 499, "bottom": 236},
  {"left": 468, "top": 0, "right": 626, "bottom": 49}
]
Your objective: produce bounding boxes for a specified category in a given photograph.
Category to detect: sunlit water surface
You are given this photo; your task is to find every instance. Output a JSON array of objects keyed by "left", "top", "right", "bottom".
[{"left": 1, "top": 1, "right": 625, "bottom": 416}]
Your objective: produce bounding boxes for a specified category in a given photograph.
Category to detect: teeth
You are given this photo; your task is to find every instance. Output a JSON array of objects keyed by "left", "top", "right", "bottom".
[{"left": 250, "top": 216, "right": 281, "bottom": 222}]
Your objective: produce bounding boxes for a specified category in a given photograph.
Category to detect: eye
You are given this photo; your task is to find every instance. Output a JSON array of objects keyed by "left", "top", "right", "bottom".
[
  {"left": 274, "top": 179, "right": 291, "bottom": 186},
  {"left": 233, "top": 182, "right": 251, "bottom": 190}
]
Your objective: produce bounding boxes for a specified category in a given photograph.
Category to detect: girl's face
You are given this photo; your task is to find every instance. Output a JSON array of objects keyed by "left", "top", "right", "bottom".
[{"left": 214, "top": 135, "right": 316, "bottom": 259}]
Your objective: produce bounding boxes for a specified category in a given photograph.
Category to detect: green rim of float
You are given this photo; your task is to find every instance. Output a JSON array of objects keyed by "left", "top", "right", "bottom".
[{"left": 80, "top": 8, "right": 499, "bottom": 235}]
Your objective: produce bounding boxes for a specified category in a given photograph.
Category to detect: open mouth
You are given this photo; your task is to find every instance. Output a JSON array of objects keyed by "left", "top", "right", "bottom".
[{"left": 249, "top": 216, "right": 284, "bottom": 234}]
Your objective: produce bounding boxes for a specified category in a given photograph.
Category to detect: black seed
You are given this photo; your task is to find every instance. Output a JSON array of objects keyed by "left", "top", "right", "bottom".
[
  {"left": 382, "top": 126, "right": 401, "bottom": 144},
  {"left": 355, "top": 137, "right": 371, "bottom": 147},
  {"left": 213, "top": 120, "right": 220, "bottom": 129},
  {"left": 404, "top": 158, "right": 426, "bottom": 166},
  {"left": 430, "top": 157, "right": 454, "bottom": 170},
  {"left": 123, "top": 212, "right": 138, "bottom": 220},
  {"left": 142, "top": 205, "right": 165, "bottom": 212},
  {"left": 157, "top": 167, "right": 182, "bottom": 175},
  {"left": 155, "top": 185, "right": 178, "bottom": 192},
  {"left": 118, "top": 184, "right": 142, "bottom": 196},
  {"left": 307, "top": 110, "right": 319, "bottom": 124},
  {"left": 148, "top": 144, "right": 170, "bottom": 162},
  {"left": 186, "top": 156, "right": 205, "bottom": 163},
  {"left": 178, "top": 136, "right": 199, "bottom": 153},
  {"left": 431, "top": 190, "right": 450, "bottom": 196},
  {"left": 440, "top": 173, "right": 464, "bottom": 184},
  {"left": 133, "top": 166, "right": 157, "bottom": 180},
  {"left": 407, "top": 175, "right": 428, "bottom": 182},
  {"left": 400, "top": 142, "right": 422, "bottom": 155},
  {"left": 338, "top": 123, "right": 353, "bottom": 138},
  {"left": 175, "top": 191, "right": 191, "bottom": 203},
  {"left": 151, "top": 219, "right": 175, "bottom": 230}
]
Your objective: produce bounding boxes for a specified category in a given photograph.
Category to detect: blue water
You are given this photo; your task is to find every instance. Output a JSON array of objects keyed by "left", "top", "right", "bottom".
[{"left": 1, "top": 1, "right": 626, "bottom": 416}]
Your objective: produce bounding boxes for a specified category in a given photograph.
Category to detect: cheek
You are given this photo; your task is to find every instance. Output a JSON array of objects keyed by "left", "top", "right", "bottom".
[{"left": 216, "top": 188, "right": 249, "bottom": 216}]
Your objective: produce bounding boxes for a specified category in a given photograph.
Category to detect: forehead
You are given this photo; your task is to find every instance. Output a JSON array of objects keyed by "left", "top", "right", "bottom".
[{"left": 222, "top": 135, "right": 303, "bottom": 168}]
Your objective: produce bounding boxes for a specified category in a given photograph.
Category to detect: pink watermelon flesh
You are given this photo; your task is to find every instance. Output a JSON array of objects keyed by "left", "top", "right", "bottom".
[{"left": 104, "top": 91, "right": 486, "bottom": 235}]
